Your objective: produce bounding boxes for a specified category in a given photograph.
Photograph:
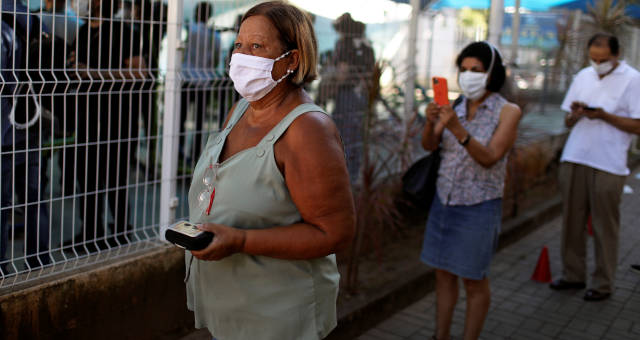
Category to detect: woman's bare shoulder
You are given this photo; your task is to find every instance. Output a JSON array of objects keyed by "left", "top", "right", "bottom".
[
  {"left": 285, "top": 110, "right": 340, "bottom": 143},
  {"left": 500, "top": 101, "right": 522, "bottom": 120}
]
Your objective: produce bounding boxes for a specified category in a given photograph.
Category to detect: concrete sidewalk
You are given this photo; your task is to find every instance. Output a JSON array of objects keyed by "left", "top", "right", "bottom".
[{"left": 358, "top": 167, "right": 640, "bottom": 340}]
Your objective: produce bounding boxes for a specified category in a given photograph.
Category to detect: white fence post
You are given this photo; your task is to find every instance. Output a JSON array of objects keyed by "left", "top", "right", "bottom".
[
  {"left": 488, "top": 0, "right": 504, "bottom": 46},
  {"left": 511, "top": 0, "right": 520, "bottom": 63},
  {"left": 404, "top": 0, "right": 421, "bottom": 120},
  {"left": 159, "top": 0, "right": 184, "bottom": 241}
]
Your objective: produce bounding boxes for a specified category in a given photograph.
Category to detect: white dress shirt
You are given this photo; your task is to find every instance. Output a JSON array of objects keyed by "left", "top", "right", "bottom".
[{"left": 560, "top": 61, "right": 640, "bottom": 176}]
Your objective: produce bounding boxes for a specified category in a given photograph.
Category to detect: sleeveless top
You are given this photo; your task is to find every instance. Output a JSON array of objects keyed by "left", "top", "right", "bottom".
[
  {"left": 436, "top": 93, "right": 509, "bottom": 206},
  {"left": 185, "top": 99, "right": 340, "bottom": 340}
]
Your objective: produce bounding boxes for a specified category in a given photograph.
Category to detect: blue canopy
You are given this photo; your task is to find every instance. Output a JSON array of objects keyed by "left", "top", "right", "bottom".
[
  {"left": 426, "top": 0, "right": 640, "bottom": 18},
  {"left": 430, "top": 0, "right": 577, "bottom": 11},
  {"left": 552, "top": 0, "right": 640, "bottom": 19}
]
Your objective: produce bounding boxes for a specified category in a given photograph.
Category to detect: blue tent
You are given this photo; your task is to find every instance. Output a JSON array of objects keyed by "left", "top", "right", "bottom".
[
  {"left": 552, "top": 0, "right": 640, "bottom": 19},
  {"left": 430, "top": 0, "right": 578, "bottom": 11},
  {"left": 423, "top": 0, "right": 640, "bottom": 18}
]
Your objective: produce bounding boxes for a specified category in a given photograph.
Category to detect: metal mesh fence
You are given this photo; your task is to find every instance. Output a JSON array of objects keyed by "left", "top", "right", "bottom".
[{"left": 0, "top": 0, "right": 174, "bottom": 287}]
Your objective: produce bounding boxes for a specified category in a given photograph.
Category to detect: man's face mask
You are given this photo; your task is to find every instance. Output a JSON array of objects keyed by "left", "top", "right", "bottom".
[{"left": 590, "top": 59, "right": 615, "bottom": 76}]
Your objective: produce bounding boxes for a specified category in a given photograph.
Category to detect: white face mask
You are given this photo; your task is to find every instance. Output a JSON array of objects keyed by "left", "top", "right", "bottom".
[
  {"left": 458, "top": 41, "right": 498, "bottom": 101},
  {"left": 590, "top": 60, "right": 614, "bottom": 76},
  {"left": 458, "top": 71, "right": 489, "bottom": 101},
  {"left": 229, "top": 51, "right": 293, "bottom": 102}
]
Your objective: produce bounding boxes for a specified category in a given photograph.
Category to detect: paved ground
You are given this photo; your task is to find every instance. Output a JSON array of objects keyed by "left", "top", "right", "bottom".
[{"left": 357, "top": 168, "right": 640, "bottom": 340}]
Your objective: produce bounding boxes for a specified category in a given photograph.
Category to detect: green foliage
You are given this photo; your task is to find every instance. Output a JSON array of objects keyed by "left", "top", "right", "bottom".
[
  {"left": 458, "top": 7, "right": 489, "bottom": 39},
  {"left": 458, "top": 7, "right": 488, "bottom": 30}
]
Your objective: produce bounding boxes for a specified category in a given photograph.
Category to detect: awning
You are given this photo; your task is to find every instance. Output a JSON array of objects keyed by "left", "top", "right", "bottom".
[
  {"left": 551, "top": 0, "right": 640, "bottom": 19},
  {"left": 428, "top": 0, "right": 577, "bottom": 11},
  {"left": 419, "top": 0, "right": 640, "bottom": 18}
]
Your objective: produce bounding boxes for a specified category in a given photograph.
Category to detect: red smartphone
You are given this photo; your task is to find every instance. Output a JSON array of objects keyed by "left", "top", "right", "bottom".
[{"left": 432, "top": 77, "right": 449, "bottom": 106}]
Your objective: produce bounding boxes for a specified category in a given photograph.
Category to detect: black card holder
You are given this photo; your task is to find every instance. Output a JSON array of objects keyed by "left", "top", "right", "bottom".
[{"left": 165, "top": 221, "right": 214, "bottom": 250}]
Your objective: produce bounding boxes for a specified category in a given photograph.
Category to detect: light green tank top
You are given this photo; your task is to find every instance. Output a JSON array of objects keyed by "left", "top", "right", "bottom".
[{"left": 185, "top": 99, "right": 340, "bottom": 340}]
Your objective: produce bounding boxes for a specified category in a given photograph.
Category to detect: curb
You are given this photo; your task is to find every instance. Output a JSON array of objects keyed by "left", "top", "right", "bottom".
[{"left": 326, "top": 195, "right": 564, "bottom": 340}]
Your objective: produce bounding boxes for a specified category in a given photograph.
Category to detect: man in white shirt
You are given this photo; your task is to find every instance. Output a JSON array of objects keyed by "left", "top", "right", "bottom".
[{"left": 550, "top": 33, "right": 640, "bottom": 301}]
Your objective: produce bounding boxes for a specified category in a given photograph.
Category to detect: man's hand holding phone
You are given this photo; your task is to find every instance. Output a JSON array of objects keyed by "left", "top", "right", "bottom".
[
  {"left": 570, "top": 101, "right": 587, "bottom": 115},
  {"left": 570, "top": 101, "right": 604, "bottom": 120},
  {"left": 582, "top": 105, "right": 605, "bottom": 119},
  {"left": 566, "top": 101, "right": 587, "bottom": 126}
]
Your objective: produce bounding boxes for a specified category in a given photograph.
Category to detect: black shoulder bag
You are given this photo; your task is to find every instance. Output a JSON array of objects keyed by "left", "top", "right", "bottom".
[
  {"left": 402, "top": 96, "right": 464, "bottom": 208},
  {"left": 402, "top": 148, "right": 441, "bottom": 209}
]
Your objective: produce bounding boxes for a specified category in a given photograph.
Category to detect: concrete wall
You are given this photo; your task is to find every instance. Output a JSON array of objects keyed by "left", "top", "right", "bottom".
[{"left": 0, "top": 247, "right": 194, "bottom": 340}]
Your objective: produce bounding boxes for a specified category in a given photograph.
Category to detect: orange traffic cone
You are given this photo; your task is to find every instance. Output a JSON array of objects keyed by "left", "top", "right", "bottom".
[
  {"left": 587, "top": 215, "right": 593, "bottom": 236},
  {"left": 531, "top": 246, "right": 552, "bottom": 283}
]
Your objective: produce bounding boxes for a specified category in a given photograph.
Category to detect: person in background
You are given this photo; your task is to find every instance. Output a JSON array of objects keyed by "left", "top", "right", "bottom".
[
  {"left": 38, "top": 0, "right": 78, "bottom": 199},
  {"left": 0, "top": 1, "right": 53, "bottom": 272},
  {"left": 550, "top": 33, "right": 640, "bottom": 301},
  {"left": 40, "top": 0, "right": 83, "bottom": 44},
  {"left": 138, "top": 0, "right": 168, "bottom": 175},
  {"left": 421, "top": 41, "right": 522, "bottom": 340},
  {"left": 319, "top": 12, "right": 375, "bottom": 183},
  {"left": 179, "top": 1, "right": 221, "bottom": 165},
  {"left": 182, "top": 2, "right": 355, "bottom": 339},
  {"left": 217, "top": 13, "right": 244, "bottom": 125},
  {"left": 68, "top": 0, "right": 146, "bottom": 251}
]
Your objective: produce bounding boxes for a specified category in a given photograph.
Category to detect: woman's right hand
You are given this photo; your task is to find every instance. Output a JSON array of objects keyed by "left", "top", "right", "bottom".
[
  {"left": 426, "top": 102, "right": 440, "bottom": 124},
  {"left": 191, "top": 223, "right": 246, "bottom": 261}
]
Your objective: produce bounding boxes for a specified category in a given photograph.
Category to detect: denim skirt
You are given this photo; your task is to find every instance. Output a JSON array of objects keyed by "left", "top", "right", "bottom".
[{"left": 420, "top": 193, "right": 502, "bottom": 280}]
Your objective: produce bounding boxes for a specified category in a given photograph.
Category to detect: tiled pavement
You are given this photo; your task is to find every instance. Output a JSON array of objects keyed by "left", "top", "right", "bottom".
[{"left": 358, "top": 166, "right": 640, "bottom": 340}]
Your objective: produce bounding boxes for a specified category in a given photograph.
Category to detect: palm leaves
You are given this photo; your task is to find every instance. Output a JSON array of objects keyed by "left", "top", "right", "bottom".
[{"left": 587, "top": 0, "right": 632, "bottom": 36}]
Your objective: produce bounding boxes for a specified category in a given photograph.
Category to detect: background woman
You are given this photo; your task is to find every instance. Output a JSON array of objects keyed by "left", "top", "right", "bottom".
[
  {"left": 184, "top": 2, "right": 355, "bottom": 340},
  {"left": 420, "top": 41, "right": 522, "bottom": 340}
]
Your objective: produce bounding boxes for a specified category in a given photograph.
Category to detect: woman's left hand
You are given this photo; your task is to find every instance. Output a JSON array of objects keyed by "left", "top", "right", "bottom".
[
  {"left": 190, "top": 223, "right": 246, "bottom": 261},
  {"left": 437, "top": 104, "right": 461, "bottom": 130}
]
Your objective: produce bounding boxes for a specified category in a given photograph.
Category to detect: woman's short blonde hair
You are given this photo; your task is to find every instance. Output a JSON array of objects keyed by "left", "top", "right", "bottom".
[{"left": 242, "top": 1, "right": 318, "bottom": 85}]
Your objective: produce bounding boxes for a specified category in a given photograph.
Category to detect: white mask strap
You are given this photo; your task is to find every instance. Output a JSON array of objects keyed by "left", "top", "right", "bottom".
[
  {"left": 483, "top": 41, "right": 497, "bottom": 75},
  {"left": 273, "top": 51, "right": 294, "bottom": 83},
  {"left": 275, "top": 69, "right": 294, "bottom": 83},
  {"left": 274, "top": 50, "right": 291, "bottom": 62}
]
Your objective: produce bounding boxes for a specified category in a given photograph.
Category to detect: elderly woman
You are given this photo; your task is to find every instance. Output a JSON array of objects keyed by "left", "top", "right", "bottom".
[
  {"left": 184, "top": 2, "right": 356, "bottom": 340},
  {"left": 421, "top": 42, "right": 522, "bottom": 340}
]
